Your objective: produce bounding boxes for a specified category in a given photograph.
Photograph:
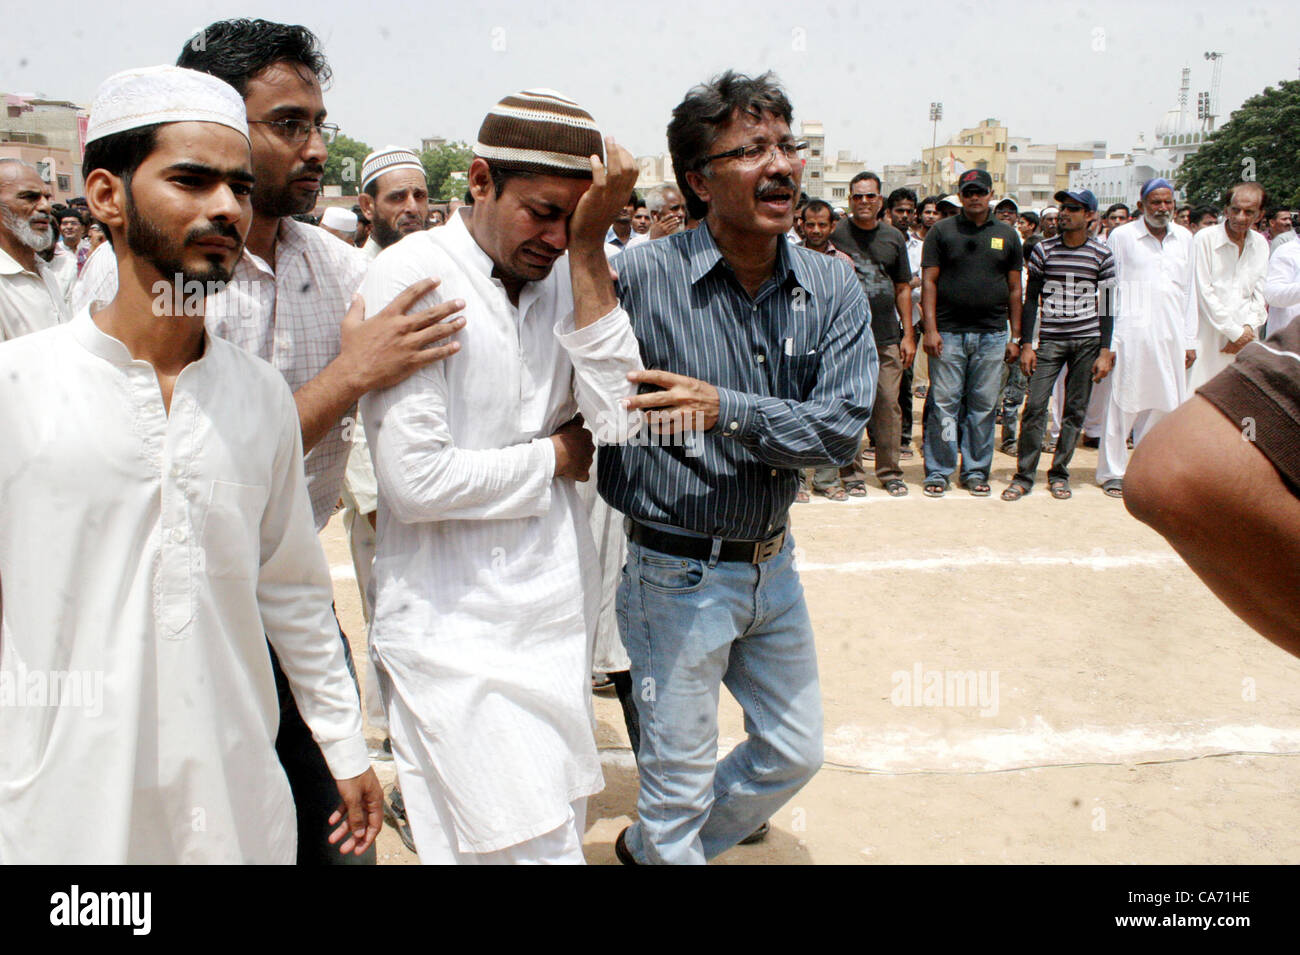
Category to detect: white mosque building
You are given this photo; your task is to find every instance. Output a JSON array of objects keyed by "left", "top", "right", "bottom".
[{"left": 1070, "top": 68, "right": 1211, "bottom": 207}]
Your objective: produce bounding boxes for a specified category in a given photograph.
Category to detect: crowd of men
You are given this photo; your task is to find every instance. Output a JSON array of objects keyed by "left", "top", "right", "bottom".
[
  {"left": 0, "top": 17, "right": 1297, "bottom": 867},
  {"left": 784, "top": 170, "right": 1296, "bottom": 502}
]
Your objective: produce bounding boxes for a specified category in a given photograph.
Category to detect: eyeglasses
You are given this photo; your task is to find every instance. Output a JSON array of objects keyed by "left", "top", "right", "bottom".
[
  {"left": 850, "top": 192, "right": 881, "bottom": 201},
  {"left": 248, "top": 119, "right": 340, "bottom": 145},
  {"left": 703, "top": 140, "right": 809, "bottom": 167}
]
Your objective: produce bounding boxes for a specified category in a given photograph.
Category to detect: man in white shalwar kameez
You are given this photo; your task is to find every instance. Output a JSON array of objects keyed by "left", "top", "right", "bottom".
[
  {"left": 1097, "top": 179, "right": 1198, "bottom": 497},
  {"left": 0, "top": 66, "right": 383, "bottom": 864},
  {"left": 359, "top": 90, "right": 643, "bottom": 864},
  {"left": 1187, "top": 183, "right": 1269, "bottom": 392}
]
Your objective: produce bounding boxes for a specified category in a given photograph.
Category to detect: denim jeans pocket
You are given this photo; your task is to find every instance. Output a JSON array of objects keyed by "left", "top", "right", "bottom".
[{"left": 638, "top": 553, "right": 710, "bottom": 594}]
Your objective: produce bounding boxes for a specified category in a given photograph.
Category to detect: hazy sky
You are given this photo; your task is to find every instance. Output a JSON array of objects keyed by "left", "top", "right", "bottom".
[{"left": 5, "top": 0, "right": 1299, "bottom": 166}]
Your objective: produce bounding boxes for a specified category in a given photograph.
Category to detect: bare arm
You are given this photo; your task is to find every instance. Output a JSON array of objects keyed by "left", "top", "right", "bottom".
[
  {"left": 921, "top": 265, "right": 942, "bottom": 357},
  {"left": 894, "top": 281, "right": 915, "bottom": 367},
  {"left": 568, "top": 137, "right": 639, "bottom": 331},
  {"left": 1125, "top": 395, "right": 1300, "bottom": 654}
]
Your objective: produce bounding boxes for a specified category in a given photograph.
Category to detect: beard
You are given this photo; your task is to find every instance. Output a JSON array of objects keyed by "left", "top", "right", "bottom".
[
  {"left": 124, "top": 186, "right": 239, "bottom": 287},
  {"left": 251, "top": 160, "right": 324, "bottom": 218},
  {"left": 0, "top": 203, "right": 53, "bottom": 251},
  {"left": 1144, "top": 210, "right": 1171, "bottom": 229},
  {"left": 371, "top": 211, "right": 424, "bottom": 250}
]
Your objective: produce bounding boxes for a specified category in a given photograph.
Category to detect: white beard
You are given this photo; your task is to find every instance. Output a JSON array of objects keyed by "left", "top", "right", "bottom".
[{"left": 0, "top": 204, "right": 53, "bottom": 251}]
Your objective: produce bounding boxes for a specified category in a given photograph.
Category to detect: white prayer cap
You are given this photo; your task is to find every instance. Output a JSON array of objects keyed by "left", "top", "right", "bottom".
[
  {"left": 321, "top": 206, "right": 357, "bottom": 232},
  {"left": 86, "top": 65, "right": 248, "bottom": 145},
  {"left": 1042, "top": 206, "right": 1059, "bottom": 215},
  {"left": 361, "top": 146, "right": 425, "bottom": 191}
]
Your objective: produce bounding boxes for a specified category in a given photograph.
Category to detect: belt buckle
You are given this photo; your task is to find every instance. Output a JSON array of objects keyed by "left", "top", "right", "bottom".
[{"left": 751, "top": 529, "right": 785, "bottom": 564}]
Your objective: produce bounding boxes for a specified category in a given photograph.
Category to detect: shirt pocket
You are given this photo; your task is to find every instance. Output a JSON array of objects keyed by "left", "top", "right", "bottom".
[
  {"left": 200, "top": 480, "right": 267, "bottom": 580},
  {"left": 777, "top": 338, "right": 820, "bottom": 399}
]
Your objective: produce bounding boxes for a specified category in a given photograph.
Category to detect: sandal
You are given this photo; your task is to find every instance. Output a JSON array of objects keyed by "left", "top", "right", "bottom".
[
  {"left": 843, "top": 481, "right": 867, "bottom": 498},
  {"left": 1049, "top": 480, "right": 1072, "bottom": 500},
  {"left": 1000, "top": 483, "right": 1028, "bottom": 501},
  {"left": 923, "top": 481, "right": 946, "bottom": 498},
  {"left": 900, "top": 446, "right": 914, "bottom": 460},
  {"left": 816, "top": 486, "right": 848, "bottom": 502},
  {"left": 1102, "top": 480, "right": 1124, "bottom": 499},
  {"left": 967, "top": 482, "right": 991, "bottom": 497},
  {"left": 883, "top": 480, "right": 908, "bottom": 497},
  {"left": 795, "top": 487, "right": 810, "bottom": 504}
]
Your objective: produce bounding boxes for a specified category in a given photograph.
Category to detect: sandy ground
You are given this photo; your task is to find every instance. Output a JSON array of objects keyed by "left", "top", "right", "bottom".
[{"left": 325, "top": 425, "right": 1300, "bottom": 865}]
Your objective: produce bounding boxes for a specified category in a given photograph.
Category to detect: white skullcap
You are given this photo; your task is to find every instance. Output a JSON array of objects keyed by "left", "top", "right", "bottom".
[
  {"left": 321, "top": 207, "right": 357, "bottom": 231},
  {"left": 86, "top": 65, "right": 248, "bottom": 145},
  {"left": 361, "top": 146, "right": 425, "bottom": 191},
  {"left": 1042, "top": 206, "right": 1058, "bottom": 215}
]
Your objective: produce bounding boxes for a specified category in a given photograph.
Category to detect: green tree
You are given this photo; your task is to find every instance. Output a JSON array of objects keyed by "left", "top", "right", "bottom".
[
  {"left": 323, "top": 133, "right": 371, "bottom": 197},
  {"left": 1177, "top": 79, "right": 1300, "bottom": 209},
  {"left": 420, "top": 141, "right": 475, "bottom": 201}
]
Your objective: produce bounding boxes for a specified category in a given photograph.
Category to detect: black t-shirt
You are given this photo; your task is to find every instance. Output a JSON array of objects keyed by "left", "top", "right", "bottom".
[
  {"left": 831, "top": 218, "right": 912, "bottom": 346},
  {"left": 920, "top": 212, "right": 1023, "bottom": 333}
]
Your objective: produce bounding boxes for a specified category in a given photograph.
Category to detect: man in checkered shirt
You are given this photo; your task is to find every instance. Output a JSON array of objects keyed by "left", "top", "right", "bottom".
[{"left": 176, "top": 19, "right": 464, "bottom": 864}]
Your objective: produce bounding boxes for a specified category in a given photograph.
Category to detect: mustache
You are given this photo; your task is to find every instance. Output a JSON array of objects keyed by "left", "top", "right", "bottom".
[
  {"left": 290, "top": 164, "right": 325, "bottom": 180},
  {"left": 755, "top": 176, "right": 797, "bottom": 200},
  {"left": 186, "top": 221, "right": 241, "bottom": 243}
]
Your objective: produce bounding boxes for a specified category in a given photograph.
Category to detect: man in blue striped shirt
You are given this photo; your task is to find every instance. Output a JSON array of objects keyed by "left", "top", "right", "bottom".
[{"left": 599, "top": 70, "right": 877, "bottom": 865}]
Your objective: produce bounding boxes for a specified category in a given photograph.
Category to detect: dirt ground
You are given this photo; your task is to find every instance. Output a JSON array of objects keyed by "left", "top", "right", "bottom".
[{"left": 325, "top": 426, "right": 1300, "bottom": 865}]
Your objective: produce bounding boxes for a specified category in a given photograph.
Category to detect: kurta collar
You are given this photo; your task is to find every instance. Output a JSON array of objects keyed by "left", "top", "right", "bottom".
[
  {"left": 71, "top": 305, "right": 212, "bottom": 369},
  {"left": 440, "top": 207, "right": 498, "bottom": 280},
  {"left": 0, "top": 244, "right": 37, "bottom": 276}
]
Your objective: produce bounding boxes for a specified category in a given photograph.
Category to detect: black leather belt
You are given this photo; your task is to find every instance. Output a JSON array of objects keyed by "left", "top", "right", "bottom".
[{"left": 626, "top": 519, "right": 787, "bottom": 564}]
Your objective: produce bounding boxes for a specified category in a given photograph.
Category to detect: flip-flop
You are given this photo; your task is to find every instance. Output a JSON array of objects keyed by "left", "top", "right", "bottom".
[
  {"left": 923, "top": 482, "right": 946, "bottom": 498},
  {"left": 1049, "top": 481, "right": 1072, "bottom": 500}
]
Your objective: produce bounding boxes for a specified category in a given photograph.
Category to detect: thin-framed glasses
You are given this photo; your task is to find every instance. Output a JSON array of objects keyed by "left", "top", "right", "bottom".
[
  {"left": 704, "top": 140, "right": 809, "bottom": 167},
  {"left": 249, "top": 119, "right": 340, "bottom": 145}
]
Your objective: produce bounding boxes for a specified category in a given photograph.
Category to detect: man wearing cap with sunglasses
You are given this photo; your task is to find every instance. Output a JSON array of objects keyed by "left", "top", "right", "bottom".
[
  {"left": 1002, "top": 189, "right": 1114, "bottom": 501},
  {"left": 920, "top": 167, "right": 1023, "bottom": 497}
]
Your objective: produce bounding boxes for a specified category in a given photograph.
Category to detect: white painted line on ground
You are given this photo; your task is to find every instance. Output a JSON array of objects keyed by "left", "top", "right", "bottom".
[
  {"left": 600, "top": 720, "right": 1300, "bottom": 775},
  {"left": 794, "top": 550, "right": 1181, "bottom": 573},
  {"left": 337, "top": 551, "right": 1181, "bottom": 581},
  {"left": 820, "top": 719, "right": 1300, "bottom": 774}
]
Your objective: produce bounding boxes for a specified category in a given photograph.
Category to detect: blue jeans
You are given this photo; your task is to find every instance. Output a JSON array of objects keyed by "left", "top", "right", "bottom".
[
  {"left": 923, "top": 330, "right": 1009, "bottom": 487},
  {"left": 617, "top": 533, "right": 823, "bottom": 865}
]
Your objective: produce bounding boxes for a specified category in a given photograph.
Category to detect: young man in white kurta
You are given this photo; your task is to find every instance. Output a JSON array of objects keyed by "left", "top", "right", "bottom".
[
  {"left": 359, "top": 209, "right": 641, "bottom": 862},
  {"left": 0, "top": 312, "right": 369, "bottom": 863},
  {"left": 0, "top": 65, "right": 376, "bottom": 864},
  {"left": 1097, "top": 207, "right": 1198, "bottom": 489}
]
